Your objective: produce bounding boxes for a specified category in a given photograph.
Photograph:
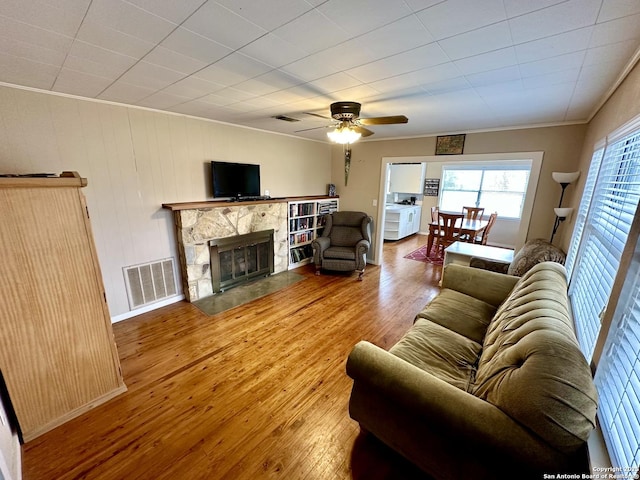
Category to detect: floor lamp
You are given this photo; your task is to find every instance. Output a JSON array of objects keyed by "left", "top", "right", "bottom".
[{"left": 550, "top": 171, "right": 580, "bottom": 243}]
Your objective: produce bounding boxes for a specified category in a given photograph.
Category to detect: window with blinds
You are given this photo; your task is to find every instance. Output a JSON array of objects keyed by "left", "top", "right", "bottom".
[
  {"left": 594, "top": 234, "right": 640, "bottom": 472},
  {"left": 564, "top": 147, "right": 604, "bottom": 277},
  {"left": 570, "top": 130, "right": 640, "bottom": 360},
  {"left": 567, "top": 114, "right": 640, "bottom": 472}
]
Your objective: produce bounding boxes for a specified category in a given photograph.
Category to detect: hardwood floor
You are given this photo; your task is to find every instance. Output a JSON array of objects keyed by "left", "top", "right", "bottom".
[{"left": 22, "top": 234, "right": 441, "bottom": 480}]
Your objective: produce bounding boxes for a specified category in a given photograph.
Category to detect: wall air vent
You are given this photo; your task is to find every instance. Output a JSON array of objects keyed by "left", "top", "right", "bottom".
[
  {"left": 123, "top": 258, "right": 177, "bottom": 309},
  {"left": 272, "top": 115, "right": 300, "bottom": 122}
]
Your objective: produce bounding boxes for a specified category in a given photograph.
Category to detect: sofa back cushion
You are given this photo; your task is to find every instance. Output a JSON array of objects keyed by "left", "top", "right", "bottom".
[{"left": 473, "top": 262, "right": 597, "bottom": 453}]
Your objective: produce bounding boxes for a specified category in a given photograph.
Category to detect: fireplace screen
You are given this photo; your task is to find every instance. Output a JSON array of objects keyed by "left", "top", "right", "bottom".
[{"left": 210, "top": 230, "right": 274, "bottom": 293}]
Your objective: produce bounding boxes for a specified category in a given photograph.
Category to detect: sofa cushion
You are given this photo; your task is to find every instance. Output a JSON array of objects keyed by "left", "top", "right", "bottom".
[
  {"left": 473, "top": 262, "right": 598, "bottom": 453},
  {"left": 415, "top": 289, "right": 497, "bottom": 344},
  {"left": 390, "top": 319, "right": 482, "bottom": 392}
]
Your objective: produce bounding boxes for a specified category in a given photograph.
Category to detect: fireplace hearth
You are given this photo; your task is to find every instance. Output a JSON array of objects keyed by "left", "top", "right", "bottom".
[{"left": 209, "top": 230, "right": 275, "bottom": 293}]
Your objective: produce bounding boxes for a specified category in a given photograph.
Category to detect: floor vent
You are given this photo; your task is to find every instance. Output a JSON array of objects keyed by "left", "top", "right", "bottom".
[{"left": 124, "top": 258, "right": 177, "bottom": 309}]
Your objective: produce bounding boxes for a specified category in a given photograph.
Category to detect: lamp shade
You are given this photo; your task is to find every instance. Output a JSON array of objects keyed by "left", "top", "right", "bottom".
[
  {"left": 552, "top": 171, "right": 580, "bottom": 184},
  {"left": 554, "top": 207, "right": 573, "bottom": 219}
]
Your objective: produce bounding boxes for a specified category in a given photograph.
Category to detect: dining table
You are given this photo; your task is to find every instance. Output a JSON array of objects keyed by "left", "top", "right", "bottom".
[{"left": 426, "top": 217, "right": 489, "bottom": 255}]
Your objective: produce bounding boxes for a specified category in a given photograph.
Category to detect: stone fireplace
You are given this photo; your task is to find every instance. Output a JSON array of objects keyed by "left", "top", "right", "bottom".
[
  {"left": 209, "top": 230, "right": 274, "bottom": 293},
  {"left": 165, "top": 201, "right": 288, "bottom": 302}
]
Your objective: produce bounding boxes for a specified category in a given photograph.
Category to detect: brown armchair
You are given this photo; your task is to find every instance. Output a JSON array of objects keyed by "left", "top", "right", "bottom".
[{"left": 312, "top": 211, "right": 372, "bottom": 280}]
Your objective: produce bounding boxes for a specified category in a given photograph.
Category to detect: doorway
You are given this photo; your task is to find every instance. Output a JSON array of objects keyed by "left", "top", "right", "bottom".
[{"left": 374, "top": 152, "right": 544, "bottom": 265}]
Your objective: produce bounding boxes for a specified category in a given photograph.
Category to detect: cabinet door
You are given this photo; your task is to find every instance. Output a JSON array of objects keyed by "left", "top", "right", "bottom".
[
  {"left": 412, "top": 207, "right": 422, "bottom": 233},
  {"left": 389, "top": 164, "right": 425, "bottom": 193},
  {"left": 0, "top": 184, "right": 125, "bottom": 441},
  {"left": 399, "top": 209, "right": 410, "bottom": 238}
]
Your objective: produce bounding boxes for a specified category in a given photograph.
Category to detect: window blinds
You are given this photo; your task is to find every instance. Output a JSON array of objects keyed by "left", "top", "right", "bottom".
[
  {"left": 594, "top": 232, "right": 640, "bottom": 472},
  {"left": 569, "top": 131, "right": 640, "bottom": 361},
  {"left": 565, "top": 147, "right": 604, "bottom": 278},
  {"left": 568, "top": 115, "right": 640, "bottom": 472}
]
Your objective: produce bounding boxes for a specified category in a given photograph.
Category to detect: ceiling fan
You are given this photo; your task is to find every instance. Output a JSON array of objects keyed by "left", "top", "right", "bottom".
[{"left": 297, "top": 101, "right": 408, "bottom": 144}]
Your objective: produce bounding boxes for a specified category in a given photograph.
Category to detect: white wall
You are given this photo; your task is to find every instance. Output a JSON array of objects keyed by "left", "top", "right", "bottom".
[
  {"left": 0, "top": 85, "right": 332, "bottom": 318},
  {"left": 0, "top": 381, "right": 20, "bottom": 480}
]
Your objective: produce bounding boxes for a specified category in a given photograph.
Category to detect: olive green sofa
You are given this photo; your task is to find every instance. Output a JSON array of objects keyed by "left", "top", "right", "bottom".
[{"left": 346, "top": 262, "right": 597, "bottom": 480}]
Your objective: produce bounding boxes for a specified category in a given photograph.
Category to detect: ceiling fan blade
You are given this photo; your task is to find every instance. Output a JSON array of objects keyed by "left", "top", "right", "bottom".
[
  {"left": 294, "top": 125, "right": 332, "bottom": 133},
  {"left": 304, "top": 112, "right": 332, "bottom": 120},
  {"left": 359, "top": 115, "right": 408, "bottom": 125},
  {"left": 352, "top": 125, "right": 375, "bottom": 137}
]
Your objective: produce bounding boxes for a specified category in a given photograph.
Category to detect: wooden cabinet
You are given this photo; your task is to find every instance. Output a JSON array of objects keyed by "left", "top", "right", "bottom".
[
  {"left": 288, "top": 198, "right": 338, "bottom": 268},
  {"left": 389, "top": 164, "right": 426, "bottom": 194},
  {"left": 384, "top": 205, "right": 422, "bottom": 240},
  {"left": 0, "top": 172, "right": 125, "bottom": 442}
]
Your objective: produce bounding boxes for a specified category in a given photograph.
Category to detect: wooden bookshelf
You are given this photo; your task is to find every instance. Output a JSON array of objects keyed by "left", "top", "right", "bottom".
[{"left": 288, "top": 198, "right": 339, "bottom": 268}]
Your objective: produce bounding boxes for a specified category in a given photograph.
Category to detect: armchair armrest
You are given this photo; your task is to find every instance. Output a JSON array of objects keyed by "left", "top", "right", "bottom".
[
  {"left": 354, "top": 238, "right": 370, "bottom": 254},
  {"left": 442, "top": 264, "right": 519, "bottom": 307},
  {"left": 311, "top": 236, "right": 330, "bottom": 253}
]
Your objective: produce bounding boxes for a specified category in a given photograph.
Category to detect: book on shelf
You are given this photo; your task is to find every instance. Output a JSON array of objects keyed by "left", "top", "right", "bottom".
[
  {"left": 317, "top": 200, "right": 338, "bottom": 215},
  {"left": 289, "top": 217, "right": 313, "bottom": 231},
  {"left": 290, "top": 202, "right": 314, "bottom": 217},
  {"left": 290, "top": 244, "right": 313, "bottom": 263}
]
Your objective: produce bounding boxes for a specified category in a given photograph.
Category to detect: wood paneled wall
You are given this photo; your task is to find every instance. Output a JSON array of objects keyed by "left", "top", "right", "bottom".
[{"left": 0, "top": 85, "right": 331, "bottom": 317}]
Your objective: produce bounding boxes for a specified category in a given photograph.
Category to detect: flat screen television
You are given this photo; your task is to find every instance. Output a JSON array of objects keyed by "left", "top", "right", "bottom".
[{"left": 211, "top": 161, "right": 260, "bottom": 199}]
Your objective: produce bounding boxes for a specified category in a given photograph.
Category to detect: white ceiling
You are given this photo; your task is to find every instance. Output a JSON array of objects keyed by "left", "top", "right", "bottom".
[{"left": 1, "top": 0, "right": 640, "bottom": 142}]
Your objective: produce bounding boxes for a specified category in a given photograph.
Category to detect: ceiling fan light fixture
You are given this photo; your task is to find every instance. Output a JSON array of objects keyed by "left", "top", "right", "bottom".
[{"left": 327, "top": 126, "right": 361, "bottom": 144}]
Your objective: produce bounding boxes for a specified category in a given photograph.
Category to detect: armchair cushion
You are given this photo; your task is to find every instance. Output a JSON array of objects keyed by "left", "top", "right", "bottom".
[
  {"left": 329, "top": 225, "right": 365, "bottom": 247},
  {"left": 323, "top": 246, "right": 356, "bottom": 260}
]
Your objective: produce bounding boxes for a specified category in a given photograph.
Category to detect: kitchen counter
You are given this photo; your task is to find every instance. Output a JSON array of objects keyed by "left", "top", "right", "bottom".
[{"left": 384, "top": 204, "right": 422, "bottom": 240}]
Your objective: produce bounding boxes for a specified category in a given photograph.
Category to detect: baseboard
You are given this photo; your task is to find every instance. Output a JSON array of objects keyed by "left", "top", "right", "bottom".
[
  {"left": 22, "top": 384, "right": 128, "bottom": 442},
  {"left": 111, "top": 294, "right": 185, "bottom": 324}
]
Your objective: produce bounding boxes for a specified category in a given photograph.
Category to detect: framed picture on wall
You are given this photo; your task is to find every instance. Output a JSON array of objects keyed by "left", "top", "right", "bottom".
[{"left": 435, "top": 134, "right": 465, "bottom": 155}]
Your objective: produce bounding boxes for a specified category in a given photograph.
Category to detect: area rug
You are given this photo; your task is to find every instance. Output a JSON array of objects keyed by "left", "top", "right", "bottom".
[
  {"left": 193, "top": 271, "right": 306, "bottom": 316},
  {"left": 404, "top": 244, "right": 443, "bottom": 265}
]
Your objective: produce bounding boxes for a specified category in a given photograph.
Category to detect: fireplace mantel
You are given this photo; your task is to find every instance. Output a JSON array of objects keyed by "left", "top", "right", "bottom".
[
  {"left": 163, "top": 196, "right": 337, "bottom": 302},
  {"left": 162, "top": 195, "right": 334, "bottom": 211}
]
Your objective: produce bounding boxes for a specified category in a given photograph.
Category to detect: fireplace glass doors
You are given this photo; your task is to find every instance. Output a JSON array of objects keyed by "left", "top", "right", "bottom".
[{"left": 209, "top": 230, "right": 274, "bottom": 293}]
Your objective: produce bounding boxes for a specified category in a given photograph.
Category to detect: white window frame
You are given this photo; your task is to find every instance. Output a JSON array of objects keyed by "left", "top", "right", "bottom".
[
  {"left": 439, "top": 161, "right": 532, "bottom": 220},
  {"left": 567, "top": 113, "right": 640, "bottom": 473}
]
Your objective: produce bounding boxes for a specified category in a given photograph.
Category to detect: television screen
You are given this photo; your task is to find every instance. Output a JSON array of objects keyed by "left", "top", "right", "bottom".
[{"left": 211, "top": 161, "right": 260, "bottom": 199}]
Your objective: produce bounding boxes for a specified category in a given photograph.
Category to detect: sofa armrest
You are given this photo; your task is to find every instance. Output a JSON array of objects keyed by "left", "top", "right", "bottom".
[
  {"left": 346, "top": 341, "right": 563, "bottom": 465},
  {"left": 442, "top": 264, "right": 519, "bottom": 307}
]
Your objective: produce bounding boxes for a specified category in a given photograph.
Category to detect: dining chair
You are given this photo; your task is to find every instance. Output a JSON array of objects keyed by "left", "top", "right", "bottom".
[
  {"left": 462, "top": 206, "right": 485, "bottom": 221},
  {"left": 430, "top": 206, "right": 439, "bottom": 222},
  {"left": 474, "top": 212, "right": 498, "bottom": 245},
  {"left": 436, "top": 212, "right": 464, "bottom": 254},
  {"left": 430, "top": 206, "right": 440, "bottom": 240}
]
